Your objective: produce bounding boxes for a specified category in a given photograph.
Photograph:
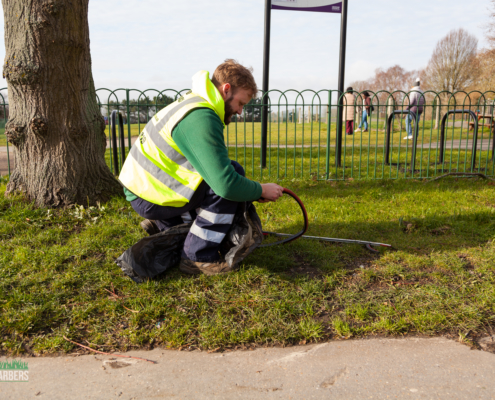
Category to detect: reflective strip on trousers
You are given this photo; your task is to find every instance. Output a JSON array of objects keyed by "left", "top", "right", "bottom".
[
  {"left": 129, "top": 146, "right": 195, "bottom": 200},
  {"left": 198, "top": 209, "right": 235, "bottom": 225},
  {"left": 189, "top": 223, "right": 226, "bottom": 244},
  {"left": 181, "top": 212, "right": 193, "bottom": 224}
]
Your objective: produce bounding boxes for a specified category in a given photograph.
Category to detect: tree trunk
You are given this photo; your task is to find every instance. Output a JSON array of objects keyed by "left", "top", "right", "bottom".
[
  {"left": 2, "top": 0, "right": 121, "bottom": 207},
  {"left": 434, "top": 96, "right": 443, "bottom": 130},
  {"left": 383, "top": 96, "right": 395, "bottom": 130}
]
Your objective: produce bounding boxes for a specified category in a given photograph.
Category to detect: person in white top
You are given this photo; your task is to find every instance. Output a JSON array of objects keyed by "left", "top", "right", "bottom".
[{"left": 403, "top": 78, "right": 425, "bottom": 140}]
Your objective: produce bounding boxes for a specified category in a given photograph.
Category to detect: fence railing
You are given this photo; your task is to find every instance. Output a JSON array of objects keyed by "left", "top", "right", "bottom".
[{"left": 1, "top": 88, "right": 494, "bottom": 181}]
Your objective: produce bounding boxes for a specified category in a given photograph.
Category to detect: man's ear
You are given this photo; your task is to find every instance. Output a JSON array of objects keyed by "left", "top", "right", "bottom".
[{"left": 220, "top": 83, "right": 232, "bottom": 100}]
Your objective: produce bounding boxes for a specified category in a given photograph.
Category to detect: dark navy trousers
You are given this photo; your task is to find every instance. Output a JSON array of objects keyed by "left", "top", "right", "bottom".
[{"left": 130, "top": 161, "right": 245, "bottom": 262}]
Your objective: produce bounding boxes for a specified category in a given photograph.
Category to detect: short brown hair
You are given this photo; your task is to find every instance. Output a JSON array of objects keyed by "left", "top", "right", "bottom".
[{"left": 211, "top": 59, "right": 258, "bottom": 98}]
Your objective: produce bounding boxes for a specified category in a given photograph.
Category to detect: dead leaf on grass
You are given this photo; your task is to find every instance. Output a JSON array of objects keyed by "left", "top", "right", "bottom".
[{"left": 431, "top": 225, "right": 451, "bottom": 235}]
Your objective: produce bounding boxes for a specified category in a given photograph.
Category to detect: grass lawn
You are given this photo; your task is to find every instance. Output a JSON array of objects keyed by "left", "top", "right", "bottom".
[{"left": 1, "top": 176, "right": 494, "bottom": 355}]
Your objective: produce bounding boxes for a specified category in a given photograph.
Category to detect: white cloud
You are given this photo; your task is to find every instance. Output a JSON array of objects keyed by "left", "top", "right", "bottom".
[{"left": 347, "top": 60, "right": 378, "bottom": 85}]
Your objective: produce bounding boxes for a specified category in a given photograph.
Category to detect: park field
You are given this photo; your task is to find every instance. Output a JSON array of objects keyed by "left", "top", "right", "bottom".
[
  {"left": 106, "top": 120, "right": 491, "bottom": 148},
  {"left": 0, "top": 120, "right": 489, "bottom": 149},
  {"left": 0, "top": 176, "right": 494, "bottom": 355},
  {"left": 105, "top": 145, "right": 495, "bottom": 182}
]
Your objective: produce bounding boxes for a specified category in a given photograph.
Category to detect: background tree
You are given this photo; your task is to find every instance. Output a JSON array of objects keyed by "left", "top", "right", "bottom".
[
  {"left": 350, "top": 66, "right": 418, "bottom": 126},
  {"left": 347, "top": 79, "right": 371, "bottom": 95},
  {"left": 422, "top": 28, "right": 478, "bottom": 93},
  {"left": 373, "top": 65, "right": 415, "bottom": 94},
  {"left": 244, "top": 98, "right": 268, "bottom": 122},
  {"left": 153, "top": 93, "right": 174, "bottom": 108},
  {"left": 372, "top": 65, "right": 418, "bottom": 127},
  {"left": 472, "top": 1, "right": 495, "bottom": 93},
  {"left": 474, "top": 49, "right": 495, "bottom": 91},
  {"left": 422, "top": 28, "right": 478, "bottom": 127},
  {"left": 2, "top": 0, "right": 121, "bottom": 207},
  {"left": 485, "top": 0, "right": 495, "bottom": 47}
]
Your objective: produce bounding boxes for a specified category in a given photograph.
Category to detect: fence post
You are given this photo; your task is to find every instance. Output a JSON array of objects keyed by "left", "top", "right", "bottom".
[
  {"left": 111, "top": 110, "right": 119, "bottom": 175},
  {"left": 336, "top": 0, "right": 348, "bottom": 168},
  {"left": 325, "top": 93, "right": 331, "bottom": 179},
  {"left": 410, "top": 114, "right": 420, "bottom": 174},
  {"left": 439, "top": 110, "right": 479, "bottom": 171},
  {"left": 118, "top": 112, "right": 126, "bottom": 168},
  {"left": 261, "top": 0, "right": 272, "bottom": 169},
  {"left": 385, "top": 110, "right": 418, "bottom": 172},
  {"left": 126, "top": 89, "right": 131, "bottom": 152},
  {"left": 336, "top": 93, "right": 343, "bottom": 167}
]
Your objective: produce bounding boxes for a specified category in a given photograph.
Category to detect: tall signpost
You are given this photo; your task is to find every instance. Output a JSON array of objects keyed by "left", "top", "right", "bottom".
[
  {"left": 336, "top": 0, "right": 348, "bottom": 167},
  {"left": 261, "top": 0, "right": 272, "bottom": 169},
  {"left": 261, "top": 0, "right": 348, "bottom": 168}
]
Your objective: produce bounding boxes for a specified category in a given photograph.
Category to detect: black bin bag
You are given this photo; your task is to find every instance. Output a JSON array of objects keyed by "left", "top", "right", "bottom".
[{"left": 116, "top": 201, "right": 263, "bottom": 283}]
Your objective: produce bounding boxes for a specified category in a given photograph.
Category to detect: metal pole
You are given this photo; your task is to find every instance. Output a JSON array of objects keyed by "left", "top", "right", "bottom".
[
  {"left": 111, "top": 110, "right": 119, "bottom": 175},
  {"left": 336, "top": 0, "right": 348, "bottom": 168},
  {"left": 261, "top": 0, "right": 272, "bottom": 168},
  {"left": 126, "top": 89, "right": 132, "bottom": 152}
]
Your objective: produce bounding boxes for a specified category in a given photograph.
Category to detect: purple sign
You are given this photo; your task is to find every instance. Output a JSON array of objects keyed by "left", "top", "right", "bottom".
[{"left": 271, "top": 0, "right": 342, "bottom": 14}]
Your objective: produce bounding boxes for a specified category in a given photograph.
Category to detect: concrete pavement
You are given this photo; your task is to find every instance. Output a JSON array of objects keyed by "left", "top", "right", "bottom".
[{"left": 1, "top": 337, "right": 494, "bottom": 399}]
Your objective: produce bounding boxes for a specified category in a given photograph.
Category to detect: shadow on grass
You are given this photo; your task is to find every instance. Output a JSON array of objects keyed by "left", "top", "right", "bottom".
[{"left": 239, "top": 211, "right": 494, "bottom": 278}]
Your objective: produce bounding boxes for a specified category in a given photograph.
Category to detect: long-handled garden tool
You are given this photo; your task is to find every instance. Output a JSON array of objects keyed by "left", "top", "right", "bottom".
[{"left": 261, "top": 188, "right": 392, "bottom": 253}]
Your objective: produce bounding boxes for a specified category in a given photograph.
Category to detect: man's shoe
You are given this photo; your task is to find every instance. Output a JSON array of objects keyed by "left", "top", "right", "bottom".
[
  {"left": 140, "top": 219, "right": 160, "bottom": 236},
  {"left": 179, "top": 258, "right": 236, "bottom": 276},
  {"left": 403, "top": 135, "right": 413, "bottom": 140},
  {"left": 354, "top": 128, "right": 360, "bottom": 132}
]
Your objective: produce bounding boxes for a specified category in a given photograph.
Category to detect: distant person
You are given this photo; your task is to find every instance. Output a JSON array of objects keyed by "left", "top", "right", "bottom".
[
  {"left": 342, "top": 87, "right": 356, "bottom": 135},
  {"left": 403, "top": 78, "right": 425, "bottom": 140},
  {"left": 356, "top": 91, "right": 371, "bottom": 132}
]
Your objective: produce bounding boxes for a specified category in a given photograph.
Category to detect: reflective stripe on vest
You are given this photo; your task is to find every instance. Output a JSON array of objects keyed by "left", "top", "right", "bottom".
[{"left": 119, "top": 93, "right": 219, "bottom": 207}]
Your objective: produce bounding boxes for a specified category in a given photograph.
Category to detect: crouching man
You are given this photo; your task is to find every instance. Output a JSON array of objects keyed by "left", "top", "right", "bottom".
[{"left": 119, "top": 59, "right": 284, "bottom": 275}]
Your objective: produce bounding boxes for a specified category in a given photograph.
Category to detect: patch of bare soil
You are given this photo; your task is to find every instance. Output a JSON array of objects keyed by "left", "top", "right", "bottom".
[
  {"left": 322, "top": 242, "right": 382, "bottom": 271},
  {"left": 288, "top": 254, "right": 322, "bottom": 278},
  {"left": 457, "top": 253, "right": 475, "bottom": 270},
  {"left": 363, "top": 275, "right": 434, "bottom": 292},
  {"left": 345, "top": 255, "right": 380, "bottom": 271},
  {"left": 478, "top": 336, "right": 495, "bottom": 353}
]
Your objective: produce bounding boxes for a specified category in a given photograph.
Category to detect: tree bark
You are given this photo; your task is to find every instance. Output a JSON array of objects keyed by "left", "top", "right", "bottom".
[
  {"left": 434, "top": 96, "right": 443, "bottom": 130},
  {"left": 383, "top": 96, "right": 395, "bottom": 130},
  {"left": 2, "top": 0, "right": 121, "bottom": 207}
]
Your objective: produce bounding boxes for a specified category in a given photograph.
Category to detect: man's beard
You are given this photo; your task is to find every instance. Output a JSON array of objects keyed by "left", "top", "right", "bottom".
[{"left": 224, "top": 97, "right": 234, "bottom": 125}]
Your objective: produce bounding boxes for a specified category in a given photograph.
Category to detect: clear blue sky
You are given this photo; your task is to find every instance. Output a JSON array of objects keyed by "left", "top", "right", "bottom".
[{"left": 0, "top": 0, "right": 492, "bottom": 91}]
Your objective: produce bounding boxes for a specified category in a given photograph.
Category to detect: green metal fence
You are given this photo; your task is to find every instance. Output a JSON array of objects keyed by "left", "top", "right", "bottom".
[{"left": 1, "top": 88, "right": 494, "bottom": 181}]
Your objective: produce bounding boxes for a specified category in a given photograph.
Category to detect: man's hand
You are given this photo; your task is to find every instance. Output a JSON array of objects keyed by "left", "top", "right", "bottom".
[{"left": 259, "top": 183, "right": 284, "bottom": 203}]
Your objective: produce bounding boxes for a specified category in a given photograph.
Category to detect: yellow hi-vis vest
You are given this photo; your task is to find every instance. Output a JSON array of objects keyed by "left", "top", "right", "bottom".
[{"left": 119, "top": 71, "right": 225, "bottom": 207}]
